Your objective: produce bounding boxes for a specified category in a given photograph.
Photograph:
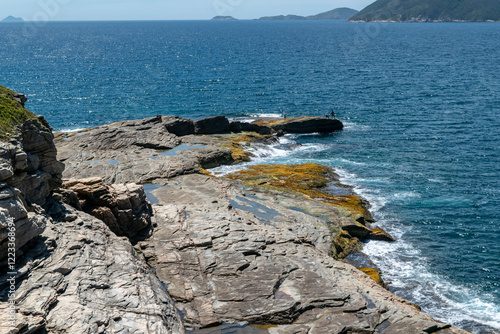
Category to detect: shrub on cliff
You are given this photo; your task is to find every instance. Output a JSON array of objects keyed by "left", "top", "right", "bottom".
[{"left": 0, "top": 85, "right": 36, "bottom": 140}]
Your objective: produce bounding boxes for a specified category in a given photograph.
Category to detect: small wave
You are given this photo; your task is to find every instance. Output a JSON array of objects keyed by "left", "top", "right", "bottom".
[
  {"left": 363, "top": 216, "right": 500, "bottom": 333},
  {"left": 342, "top": 122, "right": 372, "bottom": 131},
  {"left": 248, "top": 113, "right": 282, "bottom": 118},
  {"left": 56, "top": 127, "right": 87, "bottom": 133}
]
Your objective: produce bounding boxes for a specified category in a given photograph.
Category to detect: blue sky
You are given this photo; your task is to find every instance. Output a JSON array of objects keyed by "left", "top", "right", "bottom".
[{"left": 2, "top": 0, "right": 375, "bottom": 21}]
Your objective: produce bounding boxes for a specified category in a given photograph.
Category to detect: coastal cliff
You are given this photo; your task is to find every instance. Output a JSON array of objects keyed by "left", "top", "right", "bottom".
[
  {"left": 0, "top": 86, "right": 471, "bottom": 333},
  {"left": 349, "top": 0, "right": 500, "bottom": 22},
  {"left": 0, "top": 86, "right": 183, "bottom": 333}
]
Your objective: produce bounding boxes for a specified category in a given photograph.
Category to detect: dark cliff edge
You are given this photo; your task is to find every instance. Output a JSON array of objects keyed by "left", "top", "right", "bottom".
[{"left": 1, "top": 85, "right": 471, "bottom": 334}]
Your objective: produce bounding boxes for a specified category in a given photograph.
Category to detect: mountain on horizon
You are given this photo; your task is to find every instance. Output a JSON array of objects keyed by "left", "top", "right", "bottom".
[
  {"left": 259, "top": 8, "right": 358, "bottom": 21},
  {"left": 2, "top": 16, "right": 24, "bottom": 22},
  {"left": 349, "top": 0, "right": 500, "bottom": 22}
]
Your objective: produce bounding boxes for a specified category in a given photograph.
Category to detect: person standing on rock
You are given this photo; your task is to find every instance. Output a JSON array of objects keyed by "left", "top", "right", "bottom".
[
  {"left": 283, "top": 111, "right": 287, "bottom": 119},
  {"left": 331, "top": 109, "right": 335, "bottom": 119}
]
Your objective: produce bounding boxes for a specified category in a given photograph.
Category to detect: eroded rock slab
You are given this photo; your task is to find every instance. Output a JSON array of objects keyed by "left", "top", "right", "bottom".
[
  {"left": 137, "top": 174, "right": 467, "bottom": 334},
  {"left": 55, "top": 116, "right": 234, "bottom": 184}
]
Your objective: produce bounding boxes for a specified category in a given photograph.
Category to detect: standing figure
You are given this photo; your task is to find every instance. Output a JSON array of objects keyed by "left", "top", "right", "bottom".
[
  {"left": 331, "top": 109, "right": 335, "bottom": 119},
  {"left": 283, "top": 111, "right": 287, "bottom": 119}
]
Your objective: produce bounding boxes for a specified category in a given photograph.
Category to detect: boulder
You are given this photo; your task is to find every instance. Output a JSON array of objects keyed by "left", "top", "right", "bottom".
[
  {"left": 0, "top": 185, "right": 47, "bottom": 260},
  {"left": 60, "top": 177, "right": 152, "bottom": 238},
  {"left": 194, "top": 116, "right": 230, "bottom": 135},
  {"left": 163, "top": 116, "right": 195, "bottom": 136}
]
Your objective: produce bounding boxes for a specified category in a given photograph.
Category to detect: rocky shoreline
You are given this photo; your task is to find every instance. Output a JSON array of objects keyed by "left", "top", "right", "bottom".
[{"left": 0, "top": 86, "right": 470, "bottom": 333}]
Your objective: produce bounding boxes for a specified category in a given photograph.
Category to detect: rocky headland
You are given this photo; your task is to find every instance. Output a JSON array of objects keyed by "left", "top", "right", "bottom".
[{"left": 0, "top": 85, "right": 471, "bottom": 333}]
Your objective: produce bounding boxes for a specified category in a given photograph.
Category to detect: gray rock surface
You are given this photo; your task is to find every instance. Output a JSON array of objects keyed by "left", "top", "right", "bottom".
[
  {"left": 0, "top": 203, "right": 184, "bottom": 334},
  {"left": 0, "top": 117, "right": 64, "bottom": 206},
  {"left": 137, "top": 174, "right": 468, "bottom": 334},
  {"left": 1, "top": 93, "right": 185, "bottom": 333},
  {"left": 163, "top": 116, "right": 195, "bottom": 136},
  {"left": 0, "top": 112, "right": 64, "bottom": 260},
  {"left": 55, "top": 117, "right": 234, "bottom": 184}
]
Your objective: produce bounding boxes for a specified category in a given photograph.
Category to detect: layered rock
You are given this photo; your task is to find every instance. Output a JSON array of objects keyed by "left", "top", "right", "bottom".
[
  {"left": 59, "top": 177, "right": 153, "bottom": 239},
  {"left": 1, "top": 88, "right": 185, "bottom": 333},
  {"left": 0, "top": 88, "right": 64, "bottom": 259},
  {"left": 0, "top": 203, "right": 184, "bottom": 333},
  {"left": 55, "top": 116, "right": 235, "bottom": 184},
  {"left": 137, "top": 174, "right": 468, "bottom": 334}
]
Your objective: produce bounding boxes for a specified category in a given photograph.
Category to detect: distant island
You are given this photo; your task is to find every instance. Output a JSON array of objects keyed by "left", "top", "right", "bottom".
[
  {"left": 2, "top": 15, "right": 24, "bottom": 22},
  {"left": 211, "top": 16, "right": 237, "bottom": 21},
  {"left": 258, "top": 8, "right": 358, "bottom": 21},
  {"left": 349, "top": 0, "right": 500, "bottom": 22}
]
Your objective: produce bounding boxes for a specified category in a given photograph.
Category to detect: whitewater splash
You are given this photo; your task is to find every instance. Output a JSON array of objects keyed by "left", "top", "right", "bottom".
[
  {"left": 337, "top": 168, "right": 500, "bottom": 334},
  {"left": 210, "top": 131, "right": 500, "bottom": 334}
]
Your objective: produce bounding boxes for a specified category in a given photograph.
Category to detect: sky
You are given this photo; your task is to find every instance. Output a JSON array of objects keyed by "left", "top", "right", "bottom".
[{"left": 1, "top": 0, "right": 375, "bottom": 21}]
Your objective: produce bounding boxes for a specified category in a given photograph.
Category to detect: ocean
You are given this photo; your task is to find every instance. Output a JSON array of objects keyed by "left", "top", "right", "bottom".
[{"left": 1, "top": 20, "right": 499, "bottom": 333}]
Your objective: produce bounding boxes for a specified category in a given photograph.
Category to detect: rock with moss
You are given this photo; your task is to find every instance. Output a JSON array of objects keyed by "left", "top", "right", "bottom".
[{"left": 0, "top": 87, "right": 64, "bottom": 259}]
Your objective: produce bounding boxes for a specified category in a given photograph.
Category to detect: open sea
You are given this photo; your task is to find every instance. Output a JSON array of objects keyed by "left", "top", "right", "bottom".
[{"left": 1, "top": 20, "right": 499, "bottom": 333}]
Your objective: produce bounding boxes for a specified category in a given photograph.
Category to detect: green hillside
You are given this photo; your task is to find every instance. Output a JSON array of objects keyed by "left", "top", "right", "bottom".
[
  {"left": 349, "top": 0, "right": 500, "bottom": 22},
  {"left": 259, "top": 7, "right": 358, "bottom": 21},
  {"left": 307, "top": 8, "right": 359, "bottom": 20}
]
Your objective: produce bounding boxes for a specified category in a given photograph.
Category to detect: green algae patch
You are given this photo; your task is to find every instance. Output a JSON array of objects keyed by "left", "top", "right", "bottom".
[
  {"left": 0, "top": 85, "right": 36, "bottom": 140},
  {"left": 226, "top": 163, "right": 372, "bottom": 221}
]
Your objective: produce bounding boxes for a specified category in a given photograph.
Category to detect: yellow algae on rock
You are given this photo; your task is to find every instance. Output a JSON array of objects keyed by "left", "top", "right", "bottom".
[
  {"left": 358, "top": 267, "right": 387, "bottom": 288},
  {"left": 226, "top": 163, "right": 372, "bottom": 222},
  {"left": 215, "top": 132, "right": 273, "bottom": 162}
]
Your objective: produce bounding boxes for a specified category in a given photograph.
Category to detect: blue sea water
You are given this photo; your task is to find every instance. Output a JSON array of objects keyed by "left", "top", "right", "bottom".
[{"left": 1, "top": 21, "right": 499, "bottom": 333}]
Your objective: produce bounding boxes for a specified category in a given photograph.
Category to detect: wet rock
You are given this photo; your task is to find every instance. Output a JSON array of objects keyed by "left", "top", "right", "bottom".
[{"left": 370, "top": 227, "right": 396, "bottom": 242}]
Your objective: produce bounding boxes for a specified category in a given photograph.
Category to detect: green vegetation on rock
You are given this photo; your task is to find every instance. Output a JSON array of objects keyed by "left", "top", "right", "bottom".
[
  {"left": 0, "top": 85, "right": 36, "bottom": 140},
  {"left": 349, "top": 0, "right": 500, "bottom": 22},
  {"left": 259, "top": 7, "right": 358, "bottom": 21}
]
